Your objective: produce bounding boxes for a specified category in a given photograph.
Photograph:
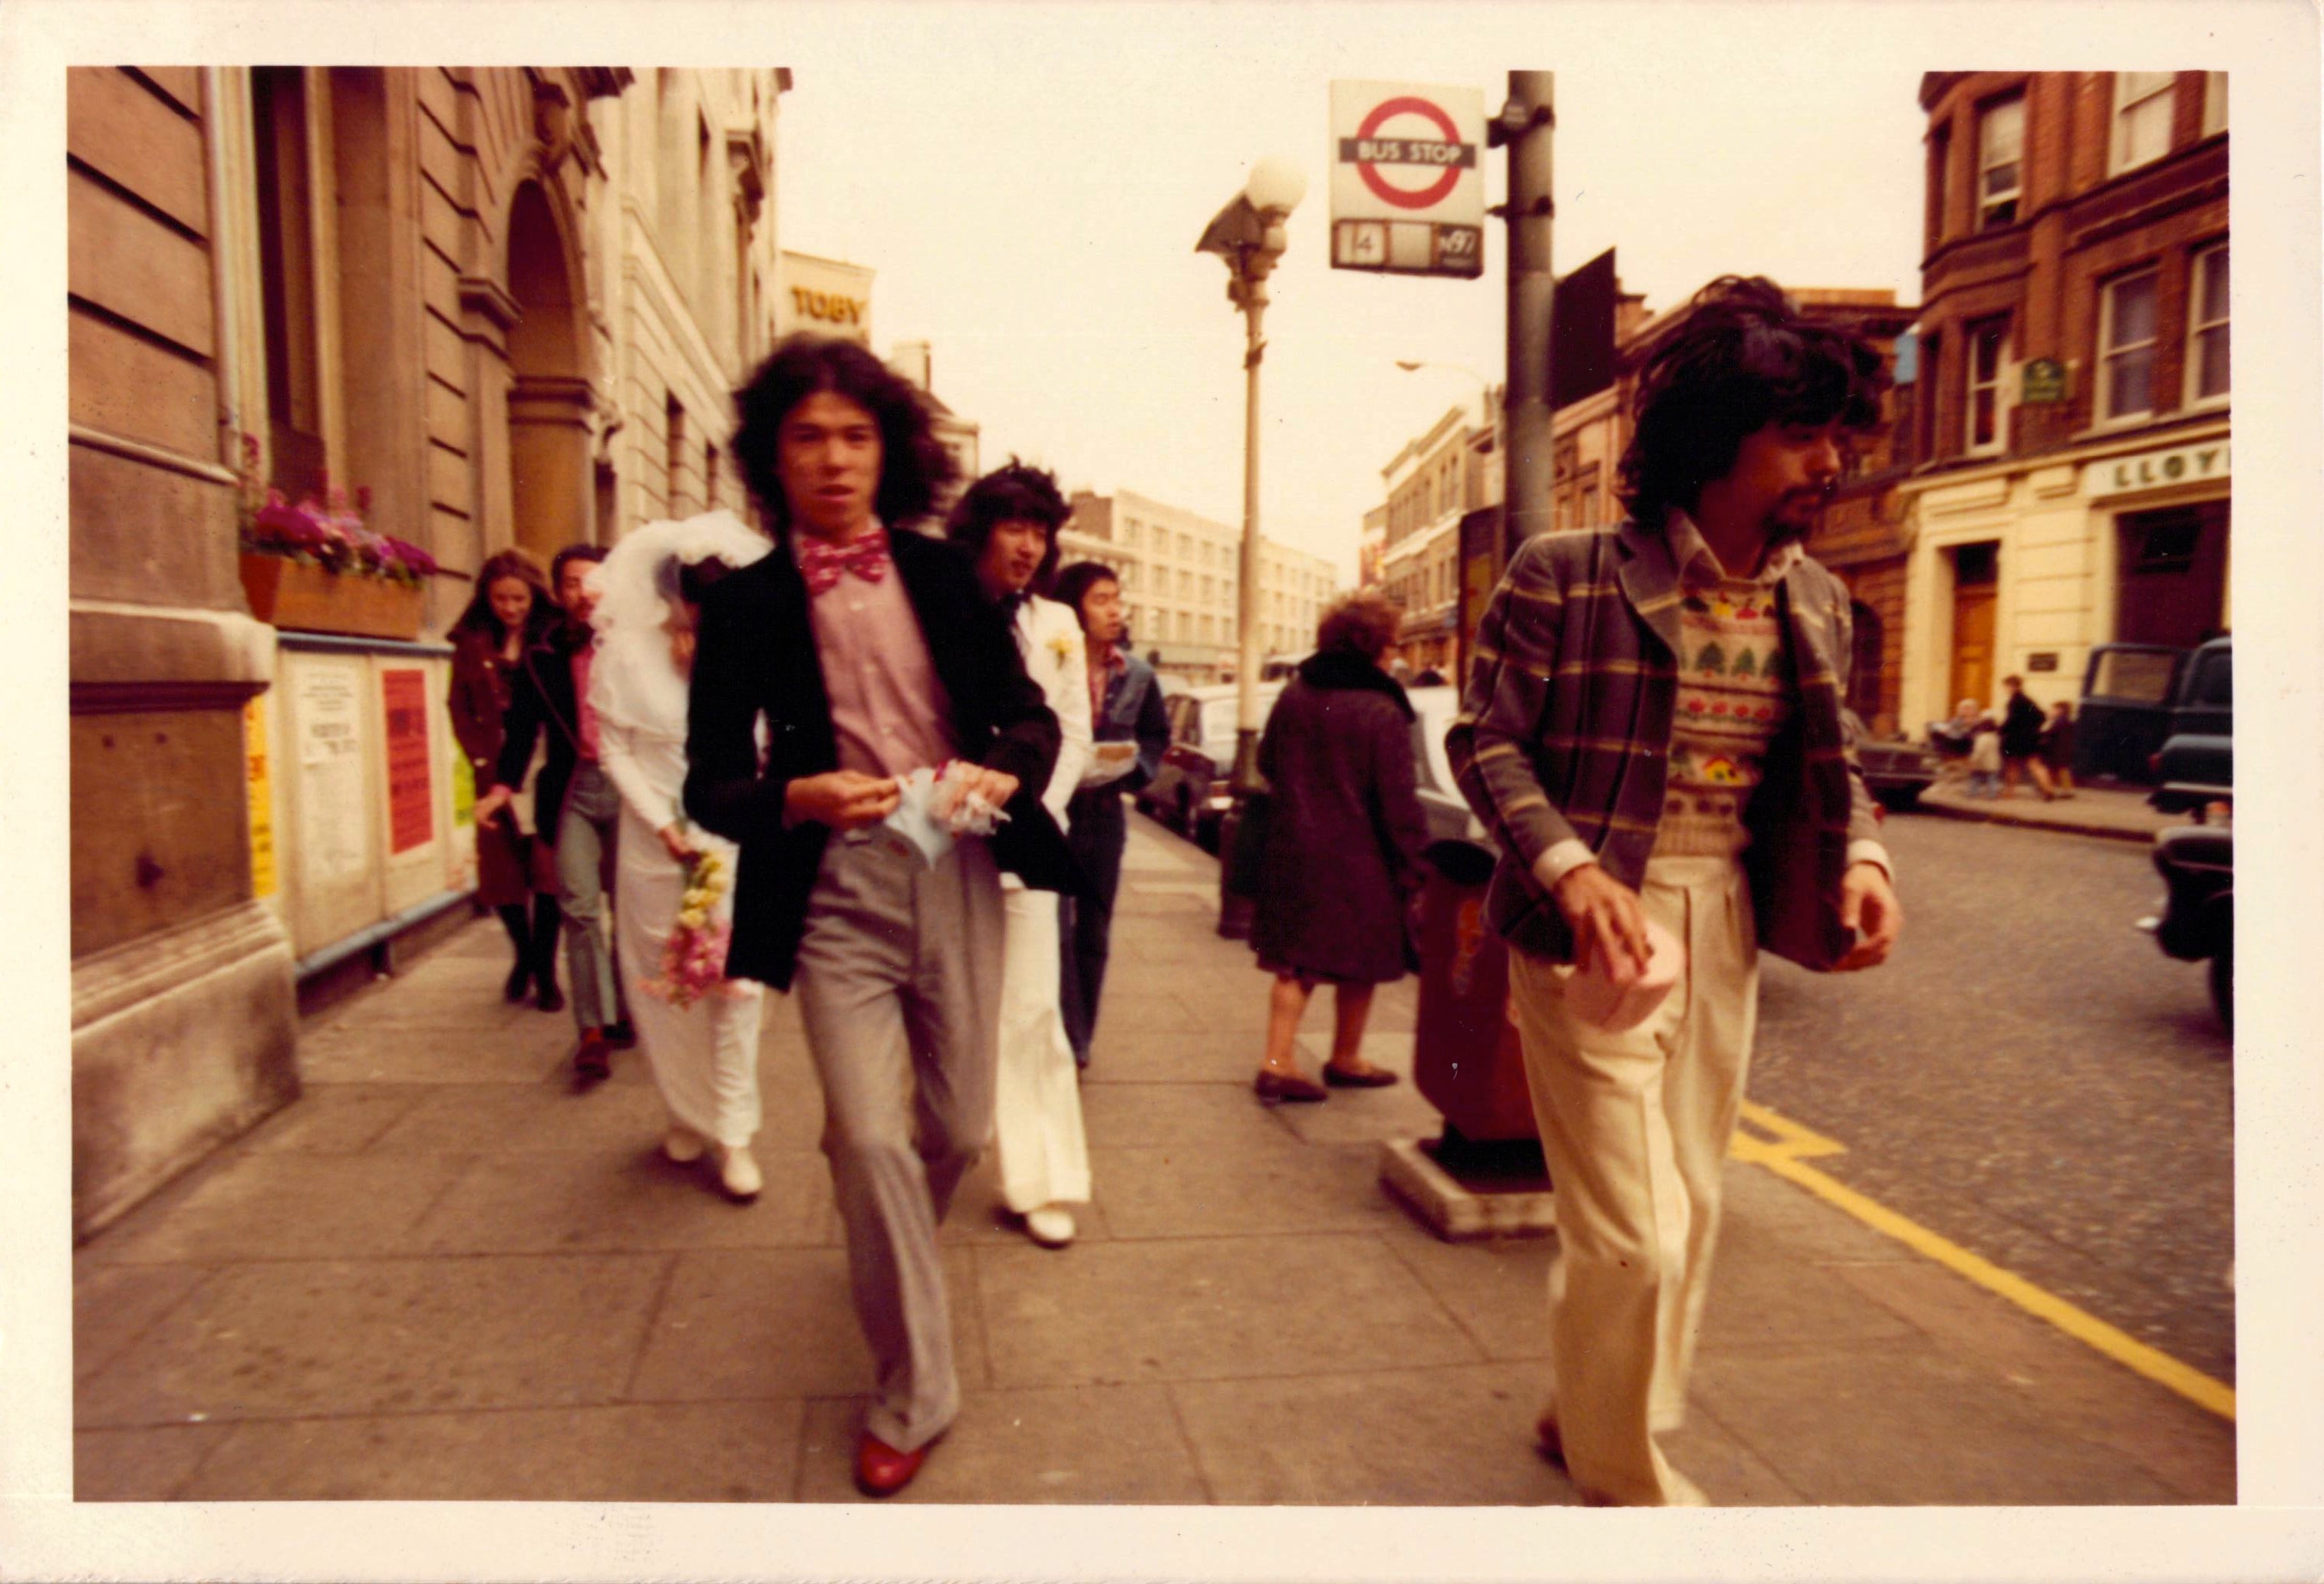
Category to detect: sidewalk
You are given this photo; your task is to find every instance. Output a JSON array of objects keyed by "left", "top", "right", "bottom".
[
  {"left": 72, "top": 820, "right": 2231, "bottom": 1506},
  {"left": 1915, "top": 776, "right": 2182, "bottom": 844}
]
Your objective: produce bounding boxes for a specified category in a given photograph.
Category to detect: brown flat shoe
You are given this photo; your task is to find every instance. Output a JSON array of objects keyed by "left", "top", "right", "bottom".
[
  {"left": 1253, "top": 1069, "right": 1328, "bottom": 1104},
  {"left": 1324, "top": 1063, "right": 1399, "bottom": 1088}
]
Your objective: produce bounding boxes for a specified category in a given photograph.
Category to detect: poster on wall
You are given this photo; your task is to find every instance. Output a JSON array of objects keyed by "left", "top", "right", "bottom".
[
  {"left": 295, "top": 664, "right": 368, "bottom": 888},
  {"left": 243, "top": 695, "right": 276, "bottom": 897},
  {"left": 381, "top": 667, "right": 434, "bottom": 855}
]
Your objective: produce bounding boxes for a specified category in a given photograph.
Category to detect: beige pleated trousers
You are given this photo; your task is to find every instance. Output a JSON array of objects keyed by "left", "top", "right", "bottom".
[{"left": 1507, "top": 852, "right": 1758, "bottom": 1507}]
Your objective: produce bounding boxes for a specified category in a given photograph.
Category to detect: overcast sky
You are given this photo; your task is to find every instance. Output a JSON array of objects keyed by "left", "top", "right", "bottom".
[{"left": 773, "top": 9, "right": 1928, "bottom": 583}]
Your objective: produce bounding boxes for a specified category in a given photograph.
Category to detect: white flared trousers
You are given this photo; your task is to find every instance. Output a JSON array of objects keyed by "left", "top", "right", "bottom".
[
  {"left": 1507, "top": 852, "right": 1758, "bottom": 1507},
  {"left": 991, "top": 881, "right": 1092, "bottom": 1214}
]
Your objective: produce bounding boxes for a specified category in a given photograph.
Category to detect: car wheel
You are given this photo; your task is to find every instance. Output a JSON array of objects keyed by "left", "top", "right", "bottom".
[
  {"left": 1875, "top": 785, "right": 1923, "bottom": 813},
  {"left": 2209, "top": 942, "right": 2233, "bottom": 1032}
]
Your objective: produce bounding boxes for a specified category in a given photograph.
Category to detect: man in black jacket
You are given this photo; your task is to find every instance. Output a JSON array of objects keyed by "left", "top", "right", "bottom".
[
  {"left": 474, "top": 544, "right": 632, "bottom": 1075},
  {"left": 684, "top": 336, "right": 1072, "bottom": 1497}
]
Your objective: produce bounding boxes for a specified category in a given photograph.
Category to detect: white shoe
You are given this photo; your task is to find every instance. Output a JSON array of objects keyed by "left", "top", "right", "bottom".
[
  {"left": 1024, "top": 1205, "right": 1076, "bottom": 1248},
  {"left": 662, "top": 1125, "right": 706, "bottom": 1164},
  {"left": 716, "top": 1144, "right": 762, "bottom": 1202}
]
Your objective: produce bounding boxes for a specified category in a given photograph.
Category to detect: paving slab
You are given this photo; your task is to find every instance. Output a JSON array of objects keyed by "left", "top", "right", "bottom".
[
  {"left": 81, "top": 1151, "right": 476, "bottom": 1266},
  {"left": 1171, "top": 1361, "right": 1581, "bottom": 1506},
  {"left": 76, "top": 1252, "right": 670, "bottom": 1428},
  {"left": 1691, "top": 1337, "right": 2187, "bottom": 1505},
  {"left": 73, "top": 1264, "right": 209, "bottom": 1381},
  {"left": 73, "top": 1424, "right": 233, "bottom": 1501},
  {"left": 792, "top": 1384, "right": 1208, "bottom": 1504},
  {"left": 1829, "top": 1257, "right": 2235, "bottom": 1501},
  {"left": 1096, "top": 1135, "right": 1413, "bottom": 1240},
  {"left": 975, "top": 1233, "right": 1480, "bottom": 1390},
  {"left": 238, "top": 1083, "right": 430, "bottom": 1154},
  {"left": 173, "top": 1399, "right": 806, "bottom": 1502},
  {"left": 1373, "top": 1220, "right": 1554, "bottom": 1363},
  {"left": 627, "top": 1246, "right": 984, "bottom": 1403},
  {"left": 408, "top": 1146, "right": 834, "bottom": 1254},
  {"left": 1077, "top": 1079, "right": 1292, "bottom": 1150},
  {"left": 296, "top": 1010, "right": 576, "bottom": 1085}
]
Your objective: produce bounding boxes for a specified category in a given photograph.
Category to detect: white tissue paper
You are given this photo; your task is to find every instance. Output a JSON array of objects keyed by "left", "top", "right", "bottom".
[{"left": 883, "top": 760, "right": 1011, "bottom": 868}]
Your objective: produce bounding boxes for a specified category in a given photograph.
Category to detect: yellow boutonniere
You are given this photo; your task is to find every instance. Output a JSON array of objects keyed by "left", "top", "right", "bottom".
[{"left": 1047, "top": 630, "right": 1080, "bottom": 666}]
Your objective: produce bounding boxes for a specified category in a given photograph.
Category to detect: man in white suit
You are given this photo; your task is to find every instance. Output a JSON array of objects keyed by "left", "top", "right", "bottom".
[{"left": 946, "top": 463, "right": 1096, "bottom": 1247}]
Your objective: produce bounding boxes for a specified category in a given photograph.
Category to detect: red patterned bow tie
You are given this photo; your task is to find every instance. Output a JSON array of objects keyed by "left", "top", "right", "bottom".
[{"left": 798, "top": 530, "right": 892, "bottom": 595}]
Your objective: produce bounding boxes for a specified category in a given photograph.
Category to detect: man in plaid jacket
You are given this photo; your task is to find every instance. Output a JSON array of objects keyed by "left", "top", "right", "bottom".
[{"left": 1447, "top": 276, "right": 1904, "bottom": 1506}]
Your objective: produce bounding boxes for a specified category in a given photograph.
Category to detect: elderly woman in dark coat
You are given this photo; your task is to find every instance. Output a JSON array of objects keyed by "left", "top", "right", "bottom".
[{"left": 1249, "top": 591, "right": 1430, "bottom": 1103}]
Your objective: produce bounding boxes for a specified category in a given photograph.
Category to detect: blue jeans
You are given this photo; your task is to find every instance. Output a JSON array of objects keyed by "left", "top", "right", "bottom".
[{"left": 554, "top": 761, "right": 624, "bottom": 1032}]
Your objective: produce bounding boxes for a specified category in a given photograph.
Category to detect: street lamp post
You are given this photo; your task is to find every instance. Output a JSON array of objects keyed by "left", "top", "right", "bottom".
[{"left": 1196, "top": 155, "right": 1305, "bottom": 937}]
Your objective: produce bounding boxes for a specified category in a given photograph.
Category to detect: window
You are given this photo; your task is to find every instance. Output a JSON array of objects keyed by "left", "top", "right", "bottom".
[
  {"left": 2111, "top": 71, "right": 2175, "bottom": 174},
  {"left": 252, "top": 67, "right": 325, "bottom": 496},
  {"left": 1926, "top": 122, "right": 1951, "bottom": 245},
  {"left": 665, "top": 396, "right": 689, "bottom": 514},
  {"left": 1977, "top": 95, "right": 2024, "bottom": 229},
  {"left": 2202, "top": 71, "right": 2226, "bottom": 137},
  {"left": 2187, "top": 245, "right": 2228, "bottom": 403},
  {"left": 1967, "top": 317, "right": 2009, "bottom": 451},
  {"left": 2099, "top": 271, "right": 2160, "bottom": 421}
]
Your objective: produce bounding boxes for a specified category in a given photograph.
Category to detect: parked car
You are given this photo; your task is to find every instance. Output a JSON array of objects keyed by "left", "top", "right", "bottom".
[
  {"left": 1846, "top": 710, "right": 1940, "bottom": 812},
  {"left": 2146, "top": 636, "right": 2231, "bottom": 816},
  {"left": 1406, "top": 683, "right": 1491, "bottom": 852},
  {"left": 1136, "top": 681, "right": 1284, "bottom": 849},
  {"left": 2074, "top": 640, "right": 2225, "bottom": 785},
  {"left": 2139, "top": 814, "right": 2233, "bottom": 1029}
]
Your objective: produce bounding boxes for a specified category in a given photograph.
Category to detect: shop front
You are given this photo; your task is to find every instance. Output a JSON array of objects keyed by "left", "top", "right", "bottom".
[{"left": 1897, "top": 421, "right": 2229, "bottom": 733}]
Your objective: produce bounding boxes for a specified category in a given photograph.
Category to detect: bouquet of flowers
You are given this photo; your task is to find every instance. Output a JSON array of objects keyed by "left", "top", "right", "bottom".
[
  {"left": 236, "top": 436, "right": 440, "bottom": 587},
  {"left": 643, "top": 845, "right": 744, "bottom": 1009}
]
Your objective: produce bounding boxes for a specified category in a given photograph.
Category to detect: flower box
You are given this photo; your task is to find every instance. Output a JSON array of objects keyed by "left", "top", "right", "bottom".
[{"left": 239, "top": 553, "right": 425, "bottom": 641}]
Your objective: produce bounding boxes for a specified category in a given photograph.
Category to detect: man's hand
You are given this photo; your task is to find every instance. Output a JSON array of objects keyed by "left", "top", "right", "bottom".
[
  {"left": 934, "top": 766, "right": 1021, "bottom": 825},
  {"left": 1833, "top": 861, "right": 1902, "bottom": 971},
  {"left": 785, "top": 770, "right": 902, "bottom": 831},
  {"left": 473, "top": 785, "right": 513, "bottom": 827},
  {"left": 657, "top": 823, "right": 697, "bottom": 863},
  {"left": 1552, "top": 862, "right": 1652, "bottom": 988}
]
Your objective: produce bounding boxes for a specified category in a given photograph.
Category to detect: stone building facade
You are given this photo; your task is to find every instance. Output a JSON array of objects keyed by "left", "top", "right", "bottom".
[
  {"left": 66, "top": 65, "right": 789, "bottom": 1237},
  {"left": 1057, "top": 489, "right": 1335, "bottom": 682},
  {"left": 1897, "top": 71, "right": 2228, "bottom": 733}
]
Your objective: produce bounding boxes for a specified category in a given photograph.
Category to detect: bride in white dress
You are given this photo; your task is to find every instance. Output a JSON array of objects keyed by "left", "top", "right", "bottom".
[{"left": 585, "top": 512, "right": 772, "bottom": 1200}]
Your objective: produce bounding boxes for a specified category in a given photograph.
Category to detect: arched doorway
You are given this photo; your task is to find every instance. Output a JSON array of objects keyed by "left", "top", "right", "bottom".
[{"left": 505, "top": 179, "right": 592, "bottom": 561}]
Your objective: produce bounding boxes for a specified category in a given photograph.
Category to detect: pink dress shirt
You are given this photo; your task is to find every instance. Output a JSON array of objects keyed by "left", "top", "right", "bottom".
[
  {"left": 572, "top": 646, "right": 602, "bottom": 762},
  {"left": 797, "top": 525, "right": 957, "bottom": 777}
]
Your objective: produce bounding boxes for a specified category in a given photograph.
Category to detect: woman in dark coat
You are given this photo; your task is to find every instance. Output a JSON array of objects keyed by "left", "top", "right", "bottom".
[
  {"left": 1249, "top": 591, "right": 1429, "bottom": 1103},
  {"left": 447, "top": 547, "right": 566, "bottom": 1007}
]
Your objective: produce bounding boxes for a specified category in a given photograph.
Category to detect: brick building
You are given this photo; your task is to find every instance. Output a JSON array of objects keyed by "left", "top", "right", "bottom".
[{"left": 1896, "top": 71, "right": 2228, "bottom": 733}]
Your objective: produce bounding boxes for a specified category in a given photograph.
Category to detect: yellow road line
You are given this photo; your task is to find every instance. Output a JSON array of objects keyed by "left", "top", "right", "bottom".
[{"left": 1729, "top": 1098, "right": 2237, "bottom": 1422}]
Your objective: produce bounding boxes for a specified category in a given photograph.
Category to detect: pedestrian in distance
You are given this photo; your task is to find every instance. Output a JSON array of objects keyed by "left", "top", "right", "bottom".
[
  {"left": 1966, "top": 709, "right": 2003, "bottom": 798},
  {"left": 582, "top": 512, "right": 773, "bottom": 1202},
  {"left": 1249, "top": 589, "right": 1430, "bottom": 1103},
  {"left": 473, "top": 543, "right": 638, "bottom": 1080},
  {"left": 682, "top": 334, "right": 1073, "bottom": 1498},
  {"left": 1050, "top": 559, "right": 1172, "bottom": 1071},
  {"left": 446, "top": 547, "right": 566, "bottom": 1010},
  {"left": 2041, "top": 698, "right": 2079, "bottom": 797},
  {"left": 946, "top": 461, "right": 1096, "bottom": 1250},
  {"left": 1448, "top": 275, "right": 1903, "bottom": 1507},
  {"left": 1999, "top": 674, "right": 2059, "bottom": 801}
]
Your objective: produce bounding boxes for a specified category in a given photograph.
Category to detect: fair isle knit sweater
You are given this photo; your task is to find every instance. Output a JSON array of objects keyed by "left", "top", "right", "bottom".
[{"left": 1650, "top": 515, "right": 1800, "bottom": 862}]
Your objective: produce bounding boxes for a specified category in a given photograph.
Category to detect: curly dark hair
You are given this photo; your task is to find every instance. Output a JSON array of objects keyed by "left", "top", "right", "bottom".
[
  {"left": 731, "top": 334, "right": 958, "bottom": 537},
  {"left": 453, "top": 546, "right": 562, "bottom": 644},
  {"left": 1050, "top": 560, "right": 1121, "bottom": 632},
  {"left": 1618, "top": 275, "right": 1888, "bottom": 532},
  {"left": 1316, "top": 590, "right": 1403, "bottom": 661},
  {"left": 944, "top": 459, "right": 1070, "bottom": 592}
]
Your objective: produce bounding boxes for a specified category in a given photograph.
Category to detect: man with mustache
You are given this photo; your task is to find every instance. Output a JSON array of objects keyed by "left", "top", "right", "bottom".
[{"left": 1448, "top": 275, "right": 1903, "bottom": 1506}]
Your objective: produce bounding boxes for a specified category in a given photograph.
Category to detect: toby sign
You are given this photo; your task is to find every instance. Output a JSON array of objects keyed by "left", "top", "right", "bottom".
[{"left": 1329, "top": 81, "right": 1486, "bottom": 279}]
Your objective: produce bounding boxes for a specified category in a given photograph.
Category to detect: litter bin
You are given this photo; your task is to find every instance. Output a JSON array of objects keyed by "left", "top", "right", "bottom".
[{"left": 1413, "top": 838, "right": 1538, "bottom": 1144}]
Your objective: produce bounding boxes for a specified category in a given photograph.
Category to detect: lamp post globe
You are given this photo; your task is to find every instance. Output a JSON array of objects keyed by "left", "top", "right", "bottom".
[{"left": 1244, "top": 155, "right": 1307, "bottom": 216}]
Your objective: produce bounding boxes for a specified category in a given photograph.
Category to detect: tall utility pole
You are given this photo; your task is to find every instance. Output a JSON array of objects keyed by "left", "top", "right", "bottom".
[{"left": 1495, "top": 72, "right": 1555, "bottom": 557}]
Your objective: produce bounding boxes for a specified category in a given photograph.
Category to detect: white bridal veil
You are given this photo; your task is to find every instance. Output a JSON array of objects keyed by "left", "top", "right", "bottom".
[{"left": 584, "top": 509, "right": 774, "bottom": 735}]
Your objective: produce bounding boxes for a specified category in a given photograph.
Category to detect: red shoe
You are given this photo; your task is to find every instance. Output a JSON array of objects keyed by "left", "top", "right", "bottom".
[{"left": 854, "top": 1431, "right": 931, "bottom": 1497}]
